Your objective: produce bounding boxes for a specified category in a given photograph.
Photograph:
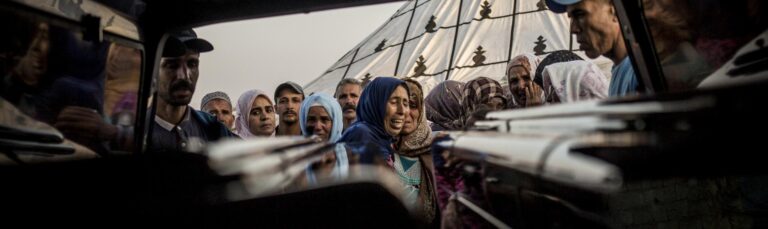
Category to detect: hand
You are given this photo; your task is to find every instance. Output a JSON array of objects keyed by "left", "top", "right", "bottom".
[
  {"left": 441, "top": 150, "right": 461, "bottom": 168},
  {"left": 524, "top": 83, "right": 543, "bottom": 107},
  {"left": 54, "top": 106, "right": 117, "bottom": 142}
]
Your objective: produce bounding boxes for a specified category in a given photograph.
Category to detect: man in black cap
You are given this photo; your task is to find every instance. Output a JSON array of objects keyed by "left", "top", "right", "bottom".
[
  {"left": 148, "top": 29, "right": 237, "bottom": 153},
  {"left": 274, "top": 81, "right": 304, "bottom": 136}
]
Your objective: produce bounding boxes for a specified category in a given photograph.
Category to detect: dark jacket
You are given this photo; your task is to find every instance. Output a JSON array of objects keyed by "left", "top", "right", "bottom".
[
  {"left": 191, "top": 109, "right": 238, "bottom": 141},
  {"left": 147, "top": 108, "right": 238, "bottom": 154}
]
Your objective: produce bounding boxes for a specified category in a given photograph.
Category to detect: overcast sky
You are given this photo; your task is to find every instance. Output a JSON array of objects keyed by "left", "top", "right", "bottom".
[{"left": 190, "top": 2, "right": 404, "bottom": 109}]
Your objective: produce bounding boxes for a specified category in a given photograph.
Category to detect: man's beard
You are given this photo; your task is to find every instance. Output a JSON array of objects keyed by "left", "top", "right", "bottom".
[{"left": 282, "top": 110, "right": 298, "bottom": 124}]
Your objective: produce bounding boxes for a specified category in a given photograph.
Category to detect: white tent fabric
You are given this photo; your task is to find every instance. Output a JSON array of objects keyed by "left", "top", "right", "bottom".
[{"left": 304, "top": 0, "right": 613, "bottom": 96}]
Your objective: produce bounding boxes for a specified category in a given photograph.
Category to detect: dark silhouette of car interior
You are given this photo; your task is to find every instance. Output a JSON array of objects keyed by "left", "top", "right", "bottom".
[{"left": 1, "top": 0, "right": 767, "bottom": 228}]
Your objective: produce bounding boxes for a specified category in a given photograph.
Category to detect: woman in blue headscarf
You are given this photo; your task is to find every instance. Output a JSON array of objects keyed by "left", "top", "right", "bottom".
[
  {"left": 299, "top": 92, "right": 344, "bottom": 143},
  {"left": 338, "top": 77, "right": 409, "bottom": 156},
  {"left": 299, "top": 92, "right": 348, "bottom": 185}
]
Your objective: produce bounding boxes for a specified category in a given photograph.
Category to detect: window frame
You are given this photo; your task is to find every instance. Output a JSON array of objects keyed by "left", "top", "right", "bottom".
[
  {"left": 1, "top": 0, "right": 146, "bottom": 154},
  {"left": 612, "top": 0, "right": 667, "bottom": 94}
]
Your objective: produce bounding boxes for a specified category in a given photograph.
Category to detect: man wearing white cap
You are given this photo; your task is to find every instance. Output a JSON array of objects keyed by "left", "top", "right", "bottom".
[{"left": 201, "top": 91, "right": 235, "bottom": 130}]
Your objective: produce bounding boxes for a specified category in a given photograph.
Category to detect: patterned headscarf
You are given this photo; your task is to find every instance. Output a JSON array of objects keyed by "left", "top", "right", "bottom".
[
  {"left": 234, "top": 89, "right": 273, "bottom": 138},
  {"left": 398, "top": 79, "right": 436, "bottom": 222},
  {"left": 542, "top": 61, "right": 609, "bottom": 103},
  {"left": 425, "top": 80, "right": 465, "bottom": 131},
  {"left": 534, "top": 50, "right": 584, "bottom": 87},
  {"left": 400, "top": 79, "right": 433, "bottom": 156},
  {"left": 462, "top": 77, "right": 506, "bottom": 124},
  {"left": 299, "top": 92, "right": 344, "bottom": 143}
]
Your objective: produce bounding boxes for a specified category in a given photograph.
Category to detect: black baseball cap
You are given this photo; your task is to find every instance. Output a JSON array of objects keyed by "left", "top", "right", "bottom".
[
  {"left": 162, "top": 29, "right": 214, "bottom": 57},
  {"left": 545, "top": 0, "right": 582, "bottom": 14}
]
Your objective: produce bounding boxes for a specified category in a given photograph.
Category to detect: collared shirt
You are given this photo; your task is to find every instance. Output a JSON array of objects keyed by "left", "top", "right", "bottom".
[
  {"left": 154, "top": 111, "right": 189, "bottom": 131},
  {"left": 148, "top": 107, "right": 208, "bottom": 153},
  {"left": 609, "top": 56, "right": 639, "bottom": 97}
]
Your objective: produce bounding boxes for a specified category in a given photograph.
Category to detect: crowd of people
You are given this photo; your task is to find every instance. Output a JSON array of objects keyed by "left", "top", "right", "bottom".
[
  {"left": 4, "top": 0, "right": 761, "bottom": 225},
  {"left": 145, "top": 0, "right": 649, "bottom": 226}
]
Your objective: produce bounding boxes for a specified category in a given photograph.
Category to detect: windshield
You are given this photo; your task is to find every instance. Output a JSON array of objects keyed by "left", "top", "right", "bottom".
[
  {"left": 143, "top": 2, "right": 402, "bottom": 154},
  {"left": 641, "top": 0, "right": 768, "bottom": 92}
]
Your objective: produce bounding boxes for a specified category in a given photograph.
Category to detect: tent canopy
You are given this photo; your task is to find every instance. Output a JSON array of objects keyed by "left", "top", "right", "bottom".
[{"left": 304, "top": 0, "right": 613, "bottom": 96}]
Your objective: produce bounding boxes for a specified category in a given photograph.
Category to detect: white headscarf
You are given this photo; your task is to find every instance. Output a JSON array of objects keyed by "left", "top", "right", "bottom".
[
  {"left": 234, "top": 89, "right": 273, "bottom": 138},
  {"left": 542, "top": 61, "right": 609, "bottom": 103}
]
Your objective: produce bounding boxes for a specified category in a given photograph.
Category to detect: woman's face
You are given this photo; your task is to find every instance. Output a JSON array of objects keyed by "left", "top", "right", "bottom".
[
  {"left": 305, "top": 106, "right": 332, "bottom": 142},
  {"left": 383, "top": 86, "right": 409, "bottom": 137},
  {"left": 508, "top": 65, "right": 545, "bottom": 107},
  {"left": 402, "top": 85, "right": 421, "bottom": 135},
  {"left": 248, "top": 96, "right": 276, "bottom": 136},
  {"left": 485, "top": 97, "right": 506, "bottom": 111},
  {"left": 508, "top": 66, "right": 532, "bottom": 102}
]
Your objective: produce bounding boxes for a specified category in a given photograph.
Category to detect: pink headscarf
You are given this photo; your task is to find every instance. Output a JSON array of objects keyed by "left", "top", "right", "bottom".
[{"left": 234, "top": 89, "right": 273, "bottom": 138}]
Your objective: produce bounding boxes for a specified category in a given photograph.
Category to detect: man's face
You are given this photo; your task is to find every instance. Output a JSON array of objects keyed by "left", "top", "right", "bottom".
[
  {"left": 158, "top": 51, "right": 200, "bottom": 106},
  {"left": 384, "top": 86, "right": 409, "bottom": 137},
  {"left": 248, "top": 96, "right": 276, "bottom": 136},
  {"left": 276, "top": 89, "right": 303, "bottom": 125},
  {"left": 336, "top": 84, "right": 361, "bottom": 120},
  {"left": 567, "top": 0, "right": 620, "bottom": 59},
  {"left": 202, "top": 99, "right": 234, "bottom": 129},
  {"left": 305, "top": 106, "right": 333, "bottom": 142}
]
